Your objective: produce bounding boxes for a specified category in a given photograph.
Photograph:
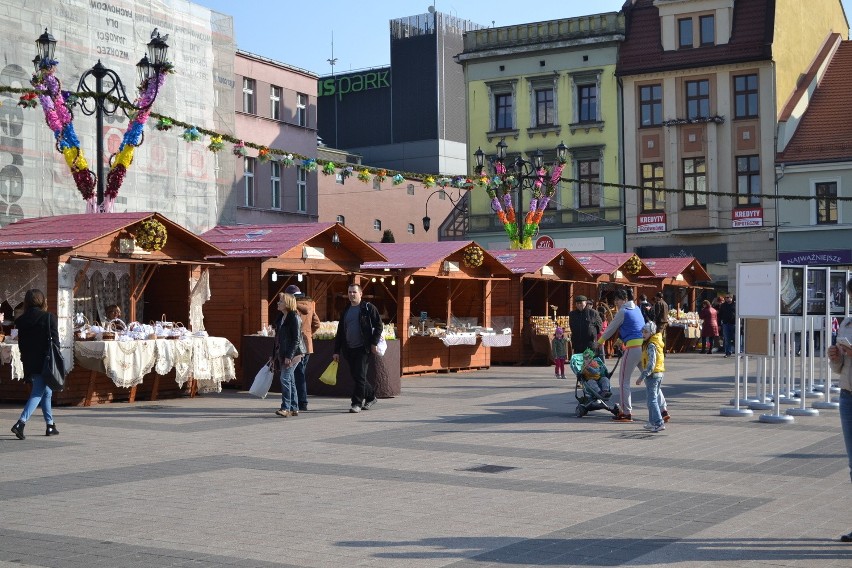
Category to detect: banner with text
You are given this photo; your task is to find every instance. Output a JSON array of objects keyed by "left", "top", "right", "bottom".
[
  {"left": 637, "top": 213, "right": 666, "bottom": 233},
  {"left": 732, "top": 207, "right": 763, "bottom": 228}
]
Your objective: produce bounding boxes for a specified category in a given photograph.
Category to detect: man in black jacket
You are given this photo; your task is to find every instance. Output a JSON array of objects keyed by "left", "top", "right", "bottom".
[
  {"left": 717, "top": 294, "right": 736, "bottom": 357},
  {"left": 568, "top": 295, "right": 603, "bottom": 355},
  {"left": 333, "top": 283, "right": 382, "bottom": 413}
]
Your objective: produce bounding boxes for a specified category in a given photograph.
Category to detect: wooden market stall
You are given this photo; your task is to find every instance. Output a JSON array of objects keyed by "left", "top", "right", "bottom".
[
  {"left": 488, "top": 248, "right": 594, "bottom": 365},
  {"left": 640, "top": 257, "right": 714, "bottom": 353},
  {"left": 199, "top": 222, "right": 400, "bottom": 396},
  {"left": 360, "top": 241, "right": 513, "bottom": 375},
  {"left": 0, "top": 212, "right": 236, "bottom": 406}
]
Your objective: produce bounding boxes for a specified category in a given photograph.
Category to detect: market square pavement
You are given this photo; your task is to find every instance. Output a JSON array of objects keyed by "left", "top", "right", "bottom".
[{"left": 1, "top": 352, "right": 851, "bottom": 568}]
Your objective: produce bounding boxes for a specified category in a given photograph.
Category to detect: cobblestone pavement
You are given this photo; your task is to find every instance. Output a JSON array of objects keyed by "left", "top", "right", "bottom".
[{"left": 2, "top": 353, "right": 851, "bottom": 567}]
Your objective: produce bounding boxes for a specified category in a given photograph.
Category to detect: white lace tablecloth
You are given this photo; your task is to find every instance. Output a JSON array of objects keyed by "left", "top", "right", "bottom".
[
  {"left": 441, "top": 333, "right": 478, "bottom": 347},
  {"left": 480, "top": 334, "right": 512, "bottom": 348},
  {"left": 0, "top": 342, "right": 24, "bottom": 380},
  {"left": 74, "top": 337, "right": 238, "bottom": 392}
]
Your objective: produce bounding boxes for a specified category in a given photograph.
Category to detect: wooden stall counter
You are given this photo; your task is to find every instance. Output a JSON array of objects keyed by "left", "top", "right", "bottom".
[
  {"left": 403, "top": 335, "right": 492, "bottom": 375},
  {"left": 241, "top": 336, "right": 401, "bottom": 398}
]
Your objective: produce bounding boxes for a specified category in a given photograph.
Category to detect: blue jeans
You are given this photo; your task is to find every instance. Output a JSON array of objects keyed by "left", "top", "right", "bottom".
[
  {"left": 279, "top": 361, "right": 298, "bottom": 412},
  {"left": 645, "top": 373, "right": 663, "bottom": 427},
  {"left": 293, "top": 353, "right": 310, "bottom": 409},
  {"left": 19, "top": 374, "right": 54, "bottom": 424},
  {"left": 840, "top": 389, "right": 852, "bottom": 483},
  {"left": 722, "top": 323, "right": 736, "bottom": 355}
]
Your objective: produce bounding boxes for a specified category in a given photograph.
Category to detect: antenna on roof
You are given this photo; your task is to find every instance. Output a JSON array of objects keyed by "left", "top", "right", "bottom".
[{"left": 327, "top": 31, "right": 337, "bottom": 71}]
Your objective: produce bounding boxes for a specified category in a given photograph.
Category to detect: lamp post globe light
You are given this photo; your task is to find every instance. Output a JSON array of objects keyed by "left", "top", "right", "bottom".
[
  {"left": 33, "top": 28, "right": 170, "bottom": 213},
  {"left": 474, "top": 138, "right": 568, "bottom": 249}
]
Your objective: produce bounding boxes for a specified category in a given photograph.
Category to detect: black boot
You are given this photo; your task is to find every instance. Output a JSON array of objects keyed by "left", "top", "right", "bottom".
[
  {"left": 46, "top": 423, "right": 59, "bottom": 437},
  {"left": 11, "top": 420, "right": 25, "bottom": 440}
]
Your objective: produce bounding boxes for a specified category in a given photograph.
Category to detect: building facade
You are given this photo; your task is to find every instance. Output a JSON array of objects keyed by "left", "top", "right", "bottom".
[
  {"left": 618, "top": 0, "right": 848, "bottom": 290},
  {"left": 231, "top": 51, "right": 318, "bottom": 225},
  {"left": 456, "top": 12, "right": 626, "bottom": 252}
]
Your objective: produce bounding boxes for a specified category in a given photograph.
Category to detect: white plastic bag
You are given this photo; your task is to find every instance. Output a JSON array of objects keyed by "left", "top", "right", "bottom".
[
  {"left": 249, "top": 361, "right": 274, "bottom": 398},
  {"left": 376, "top": 336, "right": 388, "bottom": 357}
]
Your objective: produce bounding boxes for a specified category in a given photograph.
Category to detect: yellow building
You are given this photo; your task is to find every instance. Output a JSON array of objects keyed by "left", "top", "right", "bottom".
[{"left": 455, "top": 13, "right": 626, "bottom": 252}]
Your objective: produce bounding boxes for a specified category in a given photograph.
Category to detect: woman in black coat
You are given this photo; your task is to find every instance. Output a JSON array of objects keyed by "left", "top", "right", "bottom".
[{"left": 10, "top": 289, "right": 59, "bottom": 440}]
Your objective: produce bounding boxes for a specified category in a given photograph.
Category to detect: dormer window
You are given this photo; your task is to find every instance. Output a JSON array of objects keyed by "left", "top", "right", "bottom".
[
  {"left": 678, "top": 18, "right": 693, "bottom": 49},
  {"left": 699, "top": 15, "right": 715, "bottom": 46}
]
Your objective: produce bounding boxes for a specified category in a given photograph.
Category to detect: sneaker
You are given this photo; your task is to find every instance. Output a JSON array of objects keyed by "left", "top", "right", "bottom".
[
  {"left": 601, "top": 390, "right": 613, "bottom": 399},
  {"left": 275, "top": 409, "right": 291, "bottom": 417},
  {"left": 650, "top": 424, "right": 666, "bottom": 432},
  {"left": 290, "top": 410, "right": 299, "bottom": 417},
  {"left": 612, "top": 413, "right": 633, "bottom": 422},
  {"left": 661, "top": 411, "right": 670, "bottom": 423},
  {"left": 349, "top": 404, "right": 362, "bottom": 413},
  {"left": 362, "top": 398, "right": 378, "bottom": 410},
  {"left": 840, "top": 531, "right": 852, "bottom": 542},
  {"left": 643, "top": 422, "right": 655, "bottom": 431}
]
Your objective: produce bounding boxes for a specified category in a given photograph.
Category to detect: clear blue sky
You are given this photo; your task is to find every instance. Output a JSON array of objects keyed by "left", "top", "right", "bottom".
[{"left": 191, "top": 0, "right": 627, "bottom": 75}]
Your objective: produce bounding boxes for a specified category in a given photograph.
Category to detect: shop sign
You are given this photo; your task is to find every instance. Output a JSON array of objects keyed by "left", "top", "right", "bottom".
[
  {"left": 535, "top": 235, "right": 554, "bottom": 248},
  {"left": 732, "top": 207, "right": 763, "bottom": 227},
  {"left": 318, "top": 70, "right": 391, "bottom": 99},
  {"left": 637, "top": 213, "right": 666, "bottom": 233},
  {"left": 778, "top": 249, "right": 852, "bottom": 265}
]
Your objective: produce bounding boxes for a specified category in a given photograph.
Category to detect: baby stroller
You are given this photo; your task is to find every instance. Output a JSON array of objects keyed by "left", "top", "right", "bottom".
[{"left": 570, "top": 348, "right": 622, "bottom": 418}]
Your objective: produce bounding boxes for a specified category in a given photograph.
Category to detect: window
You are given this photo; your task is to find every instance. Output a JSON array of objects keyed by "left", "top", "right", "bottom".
[
  {"left": 336, "top": 215, "right": 345, "bottom": 224},
  {"left": 270, "top": 85, "right": 281, "bottom": 120},
  {"left": 639, "top": 84, "right": 663, "bottom": 127},
  {"left": 534, "top": 88, "right": 555, "bottom": 127},
  {"left": 296, "top": 166, "right": 306, "bottom": 213},
  {"left": 495, "top": 93, "right": 513, "bottom": 130},
  {"left": 407, "top": 223, "right": 415, "bottom": 234},
  {"left": 816, "top": 182, "right": 838, "bottom": 224},
  {"left": 699, "top": 15, "right": 715, "bottom": 46},
  {"left": 373, "top": 178, "right": 381, "bottom": 190},
  {"left": 438, "top": 190, "right": 447, "bottom": 200},
  {"left": 373, "top": 219, "right": 382, "bottom": 231},
  {"left": 242, "top": 77, "right": 255, "bottom": 114},
  {"left": 578, "top": 84, "right": 597, "bottom": 123},
  {"left": 407, "top": 184, "right": 415, "bottom": 195},
  {"left": 733, "top": 74, "right": 758, "bottom": 119},
  {"left": 683, "top": 158, "right": 707, "bottom": 207},
  {"left": 244, "top": 157, "right": 255, "bottom": 207},
  {"left": 685, "top": 79, "right": 710, "bottom": 119},
  {"left": 578, "top": 159, "right": 600, "bottom": 208},
  {"left": 736, "top": 155, "right": 760, "bottom": 206},
  {"left": 678, "top": 18, "right": 693, "bottom": 49},
  {"left": 270, "top": 162, "right": 281, "bottom": 209},
  {"left": 297, "top": 93, "right": 307, "bottom": 127},
  {"left": 641, "top": 163, "right": 665, "bottom": 212}
]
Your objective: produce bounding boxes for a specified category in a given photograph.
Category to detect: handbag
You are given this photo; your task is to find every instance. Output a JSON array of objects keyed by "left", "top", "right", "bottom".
[
  {"left": 249, "top": 360, "right": 275, "bottom": 398},
  {"left": 42, "top": 336, "right": 67, "bottom": 392},
  {"left": 319, "top": 360, "right": 338, "bottom": 385},
  {"left": 376, "top": 336, "right": 388, "bottom": 357}
]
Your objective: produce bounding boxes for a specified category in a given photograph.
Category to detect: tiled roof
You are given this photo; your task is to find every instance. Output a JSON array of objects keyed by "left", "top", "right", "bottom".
[
  {"left": 362, "top": 242, "right": 474, "bottom": 270},
  {"left": 572, "top": 252, "right": 635, "bottom": 275},
  {"left": 641, "top": 257, "right": 711, "bottom": 282},
  {"left": 617, "top": 0, "right": 773, "bottom": 76},
  {"left": 0, "top": 212, "right": 213, "bottom": 253},
  {"left": 490, "top": 249, "right": 593, "bottom": 279},
  {"left": 777, "top": 40, "right": 852, "bottom": 163}
]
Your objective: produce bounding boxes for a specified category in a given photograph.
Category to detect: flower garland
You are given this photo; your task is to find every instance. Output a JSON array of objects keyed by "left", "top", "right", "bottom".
[
  {"left": 462, "top": 245, "right": 484, "bottom": 268},
  {"left": 134, "top": 219, "right": 168, "bottom": 251}
]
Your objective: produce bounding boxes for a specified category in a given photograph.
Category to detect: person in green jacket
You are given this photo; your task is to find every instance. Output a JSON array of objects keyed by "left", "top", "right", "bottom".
[{"left": 551, "top": 327, "right": 569, "bottom": 379}]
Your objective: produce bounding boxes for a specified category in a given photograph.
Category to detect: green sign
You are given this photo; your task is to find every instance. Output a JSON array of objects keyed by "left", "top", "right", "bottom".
[{"left": 318, "top": 70, "right": 391, "bottom": 100}]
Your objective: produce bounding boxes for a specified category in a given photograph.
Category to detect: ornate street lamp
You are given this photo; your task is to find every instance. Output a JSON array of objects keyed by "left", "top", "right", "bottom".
[
  {"left": 474, "top": 139, "right": 568, "bottom": 249},
  {"left": 33, "top": 28, "right": 170, "bottom": 212}
]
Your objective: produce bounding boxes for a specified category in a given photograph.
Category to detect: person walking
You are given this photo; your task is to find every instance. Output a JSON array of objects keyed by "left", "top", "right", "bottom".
[
  {"left": 652, "top": 291, "right": 669, "bottom": 337},
  {"left": 10, "top": 289, "right": 60, "bottom": 440},
  {"left": 594, "top": 288, "right": 645, "bottom": 422},
  {"left": 828, "top": 277, "right": 852, "bottom": 542},
  {"left": 333, "top": 283, "right": 382, "bottom": 413},
  {"left": 568, "top": 295, "right": 603, "bottom": 355},
  {"left": 718, "top": 293, "right": 736, "bottom": 357},
  {"left": 284, "top": 285, "right": 321, "bottom": 411},
  {"left": 699, "top": 299, "right": 720, "bottom": 354},
  {"left": 274, "top": 292, "right": 304, "bottom": 418},
  {"left": 551, "top": 327, "right": 569, "bottom": 379},
  {"left": 636, "top": 321, "right": 666, "bottom": 432}
]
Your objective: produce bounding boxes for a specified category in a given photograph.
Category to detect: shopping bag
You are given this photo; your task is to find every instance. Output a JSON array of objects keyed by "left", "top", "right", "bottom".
[
  {"left": 42, "top": 338, "right": 67, "bottom": 392},
  {"left": 376, "top": 336, "right": 388, "bottom": 357},
  {"left": 248, "top": 360, "right": 274, "bottom": 398},
  {"left": 319, "top": 360, "right": 338, "bottom": 385}
]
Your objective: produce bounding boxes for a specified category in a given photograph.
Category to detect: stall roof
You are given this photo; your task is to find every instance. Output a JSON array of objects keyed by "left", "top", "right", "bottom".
[
  {"left": 572, "top": 252, "right": 654, "bottom": 278},
  {"left": 202, "top": 222, "right": 385, "bottom": 261},
  {"left": 0, "top": 212, "right": 224, "bottom": 258},
  {"left": 362, "top": 241, "right": 511, "bottom": 276},
  {"left": 641, "top": 257, "right": 712, "bottom": 282},
  {"left": 491, "top": 248, "right": 593, "bottom": 279}
]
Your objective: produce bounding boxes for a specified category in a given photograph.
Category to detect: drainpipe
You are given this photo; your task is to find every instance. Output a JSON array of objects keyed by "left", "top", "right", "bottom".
[{"left": 617, "top": 75, "right": 627, "bottom": 254}]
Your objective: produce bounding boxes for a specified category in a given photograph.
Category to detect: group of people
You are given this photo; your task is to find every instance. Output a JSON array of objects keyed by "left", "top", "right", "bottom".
[{"left": 695, "top": 294, "right": 737, "bottom": 357}]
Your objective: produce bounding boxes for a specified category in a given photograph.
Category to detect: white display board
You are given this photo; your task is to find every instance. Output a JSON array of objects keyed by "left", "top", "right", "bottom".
[{"left": 736, "top": 261, "right": 781, "bottom": 319}]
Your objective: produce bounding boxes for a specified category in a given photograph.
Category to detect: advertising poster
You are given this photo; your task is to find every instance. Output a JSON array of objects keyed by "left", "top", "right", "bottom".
[
  {"left": 806, "top": 267, "right": 826, "bottom": 315},
  {"left": 780, "top": 266, "right": 804, "bottom": 316},
  {"left": 830, "top": 271, "right": 847, "bottom": 315}
]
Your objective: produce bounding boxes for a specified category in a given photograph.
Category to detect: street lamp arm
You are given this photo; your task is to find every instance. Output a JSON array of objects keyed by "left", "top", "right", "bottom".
[
  {"left": 422, "top": 188, "right": 462, "bottom": 232},
  {"left": 76, "top": 62, "right": 133, "bottom": 118}
]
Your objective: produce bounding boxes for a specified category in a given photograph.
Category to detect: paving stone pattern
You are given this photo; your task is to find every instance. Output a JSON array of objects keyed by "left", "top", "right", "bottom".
[{"left": 1, "top": 353, "right": 851, "bottom": 567}]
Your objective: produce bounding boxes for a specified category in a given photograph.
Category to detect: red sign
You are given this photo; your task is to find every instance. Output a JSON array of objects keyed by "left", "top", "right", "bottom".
[
  {"left": 536, "top": 235, "right": 554, "bottom": 248},
  {"left": 637, "top": 213, "right": 666, "bottom": 233},
  {"left": 732, "top": 207, "right": 763, "bottom": 227}
]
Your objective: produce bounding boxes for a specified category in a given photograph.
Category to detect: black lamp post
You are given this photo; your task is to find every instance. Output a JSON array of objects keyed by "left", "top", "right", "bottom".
[
  {"left": 422, "top": 188, "right": 462, "bottom": 233},
  {"left": 36, "top": 28, "right": 169, "bottom": 211},
  {"left": 474, "top": 138, "right": 567, "bottom": 249}
]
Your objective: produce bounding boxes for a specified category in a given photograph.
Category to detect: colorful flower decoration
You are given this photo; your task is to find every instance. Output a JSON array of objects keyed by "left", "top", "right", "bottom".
[
  {"left": 341, "top": 166, "right": 353, "bottom": 181},
  {"left": 423, "top": 176, "right": 435, "bottom": 189},
  {"left": 462, "top": 245, "right": 484, "bottom": 268},
  {"left": 232, "top": 140, "right": 247, "bottom": 157},
  {"left": 134, "top": 219, "right": 168, "bottom": 252},
  {"left": 357, "top": 169, "right": 371, "bottom": 183},
  {"left": 17, "top": 92, "right": 38, "bottom": 108},
  {"left": 302, "top": 159, "right": 317, "bottom": 172},
  {"left": 392, "top": 174, "right": 404, "bottom": 186},
  {"left": 280, "top": 153, "right": 294, "bottom": 167},
  {"left": 155, "top": 117, "right": 173, "bottom": 131},
  {"left": 258, "top": 147, "right": 271, "bottom": 162},
  {"left": 374, "top": 169, "right": 387, "bottom": 183},
  {"left": 322, "top": 161, "right": 336, "bottom": 176},
  {"left": 437, "top": 176, "right": 452, "bottom": 188},
  {"left": 623, "top": 255, "right": 642, "bottom": 275},
  {"left": 207, "top": 135, "right": 224, "bottom": 152},
  {"left": 181, "top": 126, "right": 201, "bottom": 142}
]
